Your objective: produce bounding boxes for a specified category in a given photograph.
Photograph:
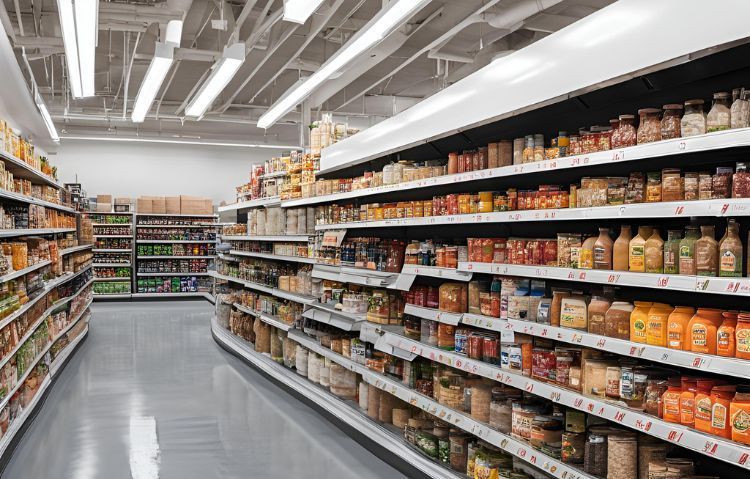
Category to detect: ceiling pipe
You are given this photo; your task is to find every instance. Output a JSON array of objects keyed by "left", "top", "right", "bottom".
[{"left": 483, "top": 0, "right": 564, "bottom": 30}]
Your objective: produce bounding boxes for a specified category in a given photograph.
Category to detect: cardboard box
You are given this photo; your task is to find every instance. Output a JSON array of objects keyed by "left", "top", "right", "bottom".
[
  {"left": 179, "top": 196, "right": 213, "bottom": 215},
  {"left": 114, "top": 197, "right": 131, "bottom": 205},
  {"left": 136, "top": 198, "right": 153, "bottom": 213},
  {"left": 166, "top": 196, "right": 181, "bottom": 214},
  {"left": 151, "top": 196, "right": 167, "bottom": 214},
  {"left": 96, "top": 202, "right": 112, "bottom": 213},
  {"left": 97, "top": 194, "right": 112, "bottom": 204}
]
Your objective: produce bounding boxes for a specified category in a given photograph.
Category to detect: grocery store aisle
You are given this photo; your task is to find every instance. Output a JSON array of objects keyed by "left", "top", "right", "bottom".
[{"left": 3, "top": 301, "right": 404, "bottom": 479}]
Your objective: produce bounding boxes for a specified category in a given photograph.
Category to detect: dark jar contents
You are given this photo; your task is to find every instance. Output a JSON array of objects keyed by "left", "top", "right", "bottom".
[
  {"left": 733, "top": 162, "right": 750, "bottom": 198},
  {"left": 660, "top": 104, "right": 682, "bottom": 139},
  {"left": 612, "top": 115, "right": 636, "bottom": 148}
]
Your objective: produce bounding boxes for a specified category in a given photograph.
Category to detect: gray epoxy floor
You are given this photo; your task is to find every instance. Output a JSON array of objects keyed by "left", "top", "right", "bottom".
[{"left": 3, "top": 301, "right": 404, "bottom": 479}]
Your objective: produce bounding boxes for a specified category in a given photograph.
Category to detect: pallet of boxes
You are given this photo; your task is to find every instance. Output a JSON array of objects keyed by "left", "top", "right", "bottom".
[{"left": 136, "top": 195, "right": 213, "bottom": 215}]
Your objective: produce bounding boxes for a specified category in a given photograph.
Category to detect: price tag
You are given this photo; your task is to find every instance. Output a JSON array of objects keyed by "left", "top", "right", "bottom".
[{"left": 501, "top": 328, "right": 515, "bottom": 343}]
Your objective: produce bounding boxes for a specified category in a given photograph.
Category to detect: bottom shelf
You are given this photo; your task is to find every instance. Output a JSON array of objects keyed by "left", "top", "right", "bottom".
[
  {"left": 132, "top": 292, "right": 213, "bottom": 300},
  {"left": 210, "top": 317, "right": 461, "bottom": 479},
  {"left": 93, "top": 294, "right": 132, "bottom": 300}
]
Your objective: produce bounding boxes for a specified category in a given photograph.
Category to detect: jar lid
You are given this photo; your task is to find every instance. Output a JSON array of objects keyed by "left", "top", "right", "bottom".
[
  {"left": 609, "top": 118, "right": 620, "bottom": 125},
  {"left": 662, "top": 103, "right": 683, "bottom": 110},
  {"left": 713, "top": 91, "right": 730, "bottom": 99},
  {"left": 618, "top": 114, "right": 635, "bottom": 120},
  {"left": 637, "top": 108, "right": 662, "bottom": 114},
  {"left": 588, "top": 434, "right": 605, "bottom": 443},
  {"left": 684, "top": 99, "right": 705, "bottom": 106},
  {"left": 558, "top": 131, "right": 568, "bottom": 136}
]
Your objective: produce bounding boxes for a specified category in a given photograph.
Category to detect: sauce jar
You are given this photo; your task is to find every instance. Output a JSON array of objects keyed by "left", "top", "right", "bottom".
[
  {"left": 730, "top": 384, "right": 750, "bottom": 445},
  {"left": 736, "top": 312, "right": 750, "bottom": 359},
  {"left": 707, "top": 91, "right": 732, "bottom": 132},
  {"left": 681, "top": 99, "right": 706, "bottom": 137},
  {"left": 711, "top": 384, "right": 736, "bottom": 438}
]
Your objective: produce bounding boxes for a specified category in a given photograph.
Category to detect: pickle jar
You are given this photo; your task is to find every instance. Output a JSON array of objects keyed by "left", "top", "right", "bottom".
[
  {"left": 707, "top": 92, "right": 732, "bottom": 132},
  {"left": 681, "top": 99, "right": 706, "bottom": 137}
]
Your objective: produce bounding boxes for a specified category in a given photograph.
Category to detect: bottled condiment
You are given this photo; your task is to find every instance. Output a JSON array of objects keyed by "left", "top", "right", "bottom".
[
  {"left": 719, "top": 219, "right": 743, "bottom": 276},
  {"left": 681, "top": 99, "right": 706, "bottom": 137},
  {"left": 706, "top": 92, "right": 731, "bottom": 132},
  {"left": 736, "top": 312, "right": 750, "bottom": 359},
  {"left": 711, "top": 384, "right": 737, "bottom": 438},
  {"left": 730, "top": 88, "right": 750, "bottom": 129},
  {"left": 612, "top": 114, "right": 637, "bottom": 148},
  {"left": 628, "top": 226, "right": 653, "bottom": 272},
  {"left": 688, "top": 308, "right": 723, "bottom": 354},
  {"left": 550, "top": 289, "right": 571, "bottom": 327},
  {"left": 448, "top": 153, "right": 459, "bottom": 175},
  {"left": 694, "top": 379, "right": 717, "bottom": 433},
  {"left": 678, "top": 226, "right": 701, "bottom": 275},
  {"left": 579, "top": 235, "right": 597, "bottom": 269},
  {"left": 717, "top": 311, "right": 738, "bottom": 358},
  {"left": 613, "top": 225, "right": 632, "bottom": 271},
  {"left": 666, "top": 306, "right": 695, "bottom": 350},
  {"left": 730, "top": 385, "right": 750, "bottom": 445},
  {"left": 630, "top": 301, "right": 654, "bottom": 343},
  {"left": 560, "top": 295, "right": 588, "bottom": 330},
  {"left": 604, "top": 302, "right": 634, "bottom": 340},
  {"left": 734, "top": 162, "right": 750, "bottom": 198},
  {"left": 637, "top": 108, "right": 662, "bottom": 144},
  {"left": 663, "top": 230, "right": 682, "bottom": 274},
  {"left": 660, "top": 104, "right": 682, "bottom": 139},
  {"left": 662, "top": 377, "right": 682, "bottom": 423},
  {"left": 644, "top": 228, "right": 664, "bottom": 273},
  {"left": 679, "top": 377, "right": 699, "bottom": 427},
  {"left": 695, "top": 225, "right": 719, "bottom": 276},
  {"left": 593, "top": 228, "right": 613, "bottom": 270},
  {"left": 646, "top": 303, "right": 674, "bottom": 347},
  {"left": 587, "top": 296, "right": 612, "bottom": 335}
]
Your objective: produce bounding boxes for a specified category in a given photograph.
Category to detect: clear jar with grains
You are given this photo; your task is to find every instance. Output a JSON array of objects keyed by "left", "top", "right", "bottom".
[
  {"left": 731, "top": 88, "right": 750, "bottom": 129},
  {"left": 707, "top": 92, "right": 732, "bottom": 132},
  {"left": 613, "top": 114, "right": 637, "bottom": 148},
  {"left": 681, "top": 99, "right": 706, "bottom": 137},
  {"left": 637, "top": 108, "right": 662, "bottom": 144},
  {"left": 660, "top": 104, "right": 682, "bottom": 139}
]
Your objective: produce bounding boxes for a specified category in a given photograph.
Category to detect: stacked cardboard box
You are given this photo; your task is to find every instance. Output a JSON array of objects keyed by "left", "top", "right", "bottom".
[
  {"left": 96, "top": 194, "right": 112, "bottom": 212},
  {"left": 136, "top": 195, "right": 213, "bottom": 215}
]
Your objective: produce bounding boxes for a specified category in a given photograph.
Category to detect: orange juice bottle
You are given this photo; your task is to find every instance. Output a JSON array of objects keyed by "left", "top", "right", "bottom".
[
  {"left": 730, "top": 385, "right": 750, "bottom": 445},
  {"left": 667, "top": 306, "right": 695, "bottom": 350},
  {"left": 646, "top": 304, "right": 674, "bottom": 347},
  {"left": 694, "top": 379, "right": 717, "bottom": 433},
  {"left": 712, "top": 384, "right": 737, "bottom": 438},
  {"left": 679, "top": 377, "right": 698, "bottom": 427},
  {"left": 662, "top": 377, "right": 682, "bottom": 424},
  {"left": 717, "top": 311, "right": 738, "bottom": 357},
  {"left": 688, "top": 308, "right": 723, "bottom": 354},
  {"left": 736, "top": 313, "right": 750, "bottom": 359},
  {"left": 630, "top": 301, "right": 654, "bottom": 344}
]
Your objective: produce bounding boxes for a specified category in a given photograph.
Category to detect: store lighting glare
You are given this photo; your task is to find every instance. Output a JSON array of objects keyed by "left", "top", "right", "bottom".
[
  {"left": 35, "top": 94, "right": 59, "bottom": 143},
  {"left": 59, "top": 136, "right": 299, "bottom": 149},
  {"left": 257, "top": 0, "right": 430, "bottom": 129},
  {"left": 282, "top": 0, "right": 325, "bottom": 24},
  {"left": 57, "top": 0, "right": 98, "bottom": 98},
  {"left": 184, "top": 43, "right": 245, "bottom": 118},
  {"left": 132, "top": 22, "right": 183, "bottom": 123}
]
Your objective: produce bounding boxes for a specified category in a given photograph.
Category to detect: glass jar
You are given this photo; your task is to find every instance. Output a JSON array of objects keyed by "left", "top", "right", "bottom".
[
  {"left": 613, "top": 115, "right": 636, "bottom": 148},
  {"left": 593, "top": 228, "right": 613, "bottom": 270},
  {"left": 719, "top": 219, "right": 743, "bottom": 277},
  {"left": 533, "top": 134, "right": 545, "bottom": 162},
  {"left": 637, "top": 108, "right": 662, "bottom": 144},
  {"left": 663, "top": 229, "right": 683, "bottom": 274},
  {"left": 660, "top": 104, "right": 683, "bottom": 139},
  {"left": 733, "top": 162, "right": 750, "bottom": 198},
  {"left": 707, "top": 92, "right": 731, "bottom": 132},
  {"left": 695, "top": 225, "right": 719, "bottom": 276},
  {"left": 731, "top": 88, "right": 750, "bottom": 129},
  {"left": 661, "top": 168, "right": 682, "bottom": 201},
  {"left": 681, "top": 99, "right": 706, "bottom": 137},
  {"left": 646, "top": 172, "right": 662, "bottom": 202},
  {"left": 522, "top": 135, "right": 535, "bottom": 163},
  {"left": 678, "top": 226, "right": 701, "bottom": 275}
]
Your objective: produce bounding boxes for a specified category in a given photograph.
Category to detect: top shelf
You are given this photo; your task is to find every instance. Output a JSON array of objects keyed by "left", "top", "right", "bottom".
[
  {"left": 218, "top": 197, "right": 281, "bottom": 212},
  {"left": 0, "top": 151, "right": 63, "bottom": 189},
  {"left": 136, "top": 213, "right": 217, "bottom": 218}
]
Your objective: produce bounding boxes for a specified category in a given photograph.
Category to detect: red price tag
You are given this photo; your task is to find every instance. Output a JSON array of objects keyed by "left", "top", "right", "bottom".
[{"left": 657, "top": 276, "right": 670, "bottom": 288}]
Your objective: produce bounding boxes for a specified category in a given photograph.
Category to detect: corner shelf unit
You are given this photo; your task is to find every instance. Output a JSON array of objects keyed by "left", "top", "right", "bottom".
[{"left": 90, "top": 212, "right": 135, "bottom": 299}]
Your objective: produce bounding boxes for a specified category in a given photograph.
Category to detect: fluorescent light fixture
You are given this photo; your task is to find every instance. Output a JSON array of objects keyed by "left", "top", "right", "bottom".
[
  {"left": 185, "top": 43, "right": 245, "bottom": 118},
  {"left": 132, "top": 21, "right": 183, "bottom": 123},
  {"left": 34, "top": 93, "right": 59, "bottom": 142},
  {"left": 74, "top": 0, "right": 98, "bottom": 97},
  {"left": 56, "top": 0, "right": 83, "bottom": 98},
  {"left": 257, "top": 0, "right": 430, "bottom": 129},
  {"left": 283, "top": 0, "right": 325, "bottom": 24},
  {"left": 60, "top": 136, "right": 299, "bottom": 149}
]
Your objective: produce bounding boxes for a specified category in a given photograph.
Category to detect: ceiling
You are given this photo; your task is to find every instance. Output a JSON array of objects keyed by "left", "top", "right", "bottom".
[{"left": 1, "top": 0, "right": 614, "bottom": 149}]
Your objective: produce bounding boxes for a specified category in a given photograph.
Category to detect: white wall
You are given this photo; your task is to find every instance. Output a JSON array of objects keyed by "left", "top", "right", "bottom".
[{"left": 52, "top": 140, "right": 285, "bottom": 204}]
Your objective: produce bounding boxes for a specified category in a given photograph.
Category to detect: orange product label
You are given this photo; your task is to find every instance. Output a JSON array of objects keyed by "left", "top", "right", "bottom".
[
  {"left": 713, "top": 403, "right": 728, "bottom": 430},
  {"left": 662, "top": 392, "right": 681, "bottom": 422},
  {"left": 680, "top": 397, "right": 695, "bottom": 424},
  {"left": 732, "top": 408, "right": 750, "bottom": 440},
  {"left": 737, "top": 329, "right": 750, "bottom": 353},
  {"left": 691, "top": 324, "right": 708, "bottom": 348},
  {"left": 695, "top": 396, "right": 713, "bottom": 421}
]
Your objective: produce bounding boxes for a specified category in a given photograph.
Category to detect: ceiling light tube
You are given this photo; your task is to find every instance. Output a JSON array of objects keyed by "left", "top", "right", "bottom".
[
  {"left": 257, "top": 0, "right": 430, "bottom": 129},
  {"left": 60, "top": 136, "right": 299, "bottom": 149},
  {"left": 283, "top": 0, "right": 325, "bottom": 24},
  {"left": 74, "top": 0, "right": 98, "bottom": 97},
  {"left": 132, "top": 43, "right": 175, "bottom": 123},
  {"left": 34, "top": 93, "right": 59, "bottom": 142},
  {"left": 185, "top": 43, "right": 245, "bottom": 118},
  {"left": 56, "top": 0, "right": 83, "bottom": 98}
]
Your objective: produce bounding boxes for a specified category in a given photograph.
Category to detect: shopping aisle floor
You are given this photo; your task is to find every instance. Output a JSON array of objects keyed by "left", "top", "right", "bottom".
[{"left": 3, "top": 301, "right": 405, "bottom": 479}]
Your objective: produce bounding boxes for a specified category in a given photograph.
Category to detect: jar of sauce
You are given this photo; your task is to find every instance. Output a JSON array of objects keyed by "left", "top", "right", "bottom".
[
  {"left": 717, "top": 311, "right": 738, "bottom": 357},
  {"left": 666, "top": 306, "right": 695, "bottom": 350},
  {"left": 711, "top": 384, "right": 736, "bottom": 438},
  {"left": 679, "top": 376, "right": 699, "bottom": 427},
  {"left": 694, "top": 379, "right": 717, "bottom": 433},
  {"left": 737, "top": 312, "right": 750, "bottom": 359},
  {"left": 730, "top": 385, "right": 750, "bottom": 445},
  {"left": 662, "top": 377, "right": 682, "bottom": 423},
  {"left": 688, "top": 308, "right": 723, "bottom": 354}
]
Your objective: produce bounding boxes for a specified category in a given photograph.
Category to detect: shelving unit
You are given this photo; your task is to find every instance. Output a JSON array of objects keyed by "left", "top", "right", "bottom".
[
  {"left": 90, "top": 212, "right": 134, "bottom": 299},
  {"left": 134, "top": 213, "right": 217, "bottom": 297}
]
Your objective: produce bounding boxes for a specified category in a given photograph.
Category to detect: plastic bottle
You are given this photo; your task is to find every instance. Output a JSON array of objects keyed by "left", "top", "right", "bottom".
[
  {"left": 688, "top": 308, "right": 724, "bottom": 354},
  {"left": 613, "top": 225, "right": 632, "bottom": 271},
  {"left": 629, "top": 226, "right": 653, "bottom": 272},
  {"left": 662, "top": 377, "right": 682, "bottom": 424},
  {"left": 711, "top": 384, "right": 737, "bottom": 438},
  {"left": 694, "top": 379, "right": 718, "bottom": 433},
  {"left": 679, "top": 377, "right": 699, "bottom": 427},
  {"left": 717, "top": 311, "right": 738, "bottom": 357}
]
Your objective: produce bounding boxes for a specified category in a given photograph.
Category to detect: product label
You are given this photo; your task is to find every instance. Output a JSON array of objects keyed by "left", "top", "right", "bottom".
[
  {"left": 668, "top": 321, "right": 683, "bottom": 349},
  {"left": 712, "top": 403, "right": 728, "bottom": 429},
  {"left": 737, "top": 329, "right": 750, "bottom": 353},
  {"left": 593, "top": 246, "right": 607, "bottom": 264},
  {"left": 578, "top": 249, "right": 593, "bottom": 269},
  {"left": 560, "top": 301, "right": 587, "bottom": 329},
  {"left": 629, "top": 246, "right": 645, "bottom": 270},
  {"left": 680, "top": 397, "right": 695, "bottom": 422},
  {"left": 632, "top": 318, "right": 647, "bottom": 341},
  {"left": 720, "top": 250, "right": 737, "bottom": 272},
  {"left": 732, "top": 409, "right": 750, "bottom": 433},
  {"left": 663, "top": 393, "right": 680, "bottom": 417},
  {"left": 695, "top": 397, "right": 713, "bottom": 421},
  {"left": 691, "top": 324, "right": 708, "bottom": 347},
  {"left": 717, "top": 329, "right": 733, "bottom": 352}
]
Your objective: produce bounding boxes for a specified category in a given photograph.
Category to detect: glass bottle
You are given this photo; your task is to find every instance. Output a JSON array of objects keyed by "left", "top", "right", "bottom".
[
  {"left": 613, "top": 225, "right": 632, "bottom": 271},
  {"left": 719, "top": 219, "right": 743, "bottom": 277},
  {"left": 644, "top": 228, "right": 664, "bottom": 273},
  {"left": 681, "top": 99, "right": 706, "bottom": 137},
  {"left": 695, "top": 225, "right": 719, "bottom": 276},
  {"left": 678, "top": 226, "right": 701, "bottom": 275},
  {"left": 593, "top": 228, "right": 613, "bottom": 270},
  {"left": 706, "top": 92, "right": 732, "bottom": 132},
  {"left": 664, "top": 230, "right": 683, "bottom": 274},
  {"left": 628, "top": 226, "right": 653, "bottom": 272},
  {"left": 730, "top": 88, "right": 750, "bottom": 129}
]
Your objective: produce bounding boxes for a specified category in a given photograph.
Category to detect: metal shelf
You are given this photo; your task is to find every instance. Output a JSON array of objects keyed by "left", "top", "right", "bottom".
[
  {"left": 312, "top": 264, "right": 415, "bottom": 291},
  {"left": 131, "top": 292, "right": 213, "bottom": 299},
  {"left": 92, "top": 248, "right": 132, "bottom": 253},
  {"left": 221, "top": 235, "right": 309, "bottom": 242},
  {"left": 0, "top": 227, "right": 76, "bottom": 238},
  {"left": 93, "top": 293, "right": 132, "bottom": 299},
  {"left": 136, "top": 239, "right": 216, "bottom": 244},
  {"left": 136, "top": 255, "right": 214, "bottom": 260},
  {"left": 136, "top": 224, "right": 216, "bottom": 228},
  {"left": 136, "top": 272, "right": 210, "bottom": 277},
  {"left": 0, "top": 260, "right": 51, "bottom": 284},
  {"left": 228, "top": 250, "right": 317, "bottom": 264},
  {"left": 403, "top": 303, "right": 462, "bottom": 326},
  {"left": 92, "top": 223, "right": 132, "bottom": 227},
  {"left": 136, "top": 213, "right": 217, "bottom": 218},
  {"left": 210, "top": 271, "right": 316, "bottom": 305},
  {"left": 218, "top": 197, "right": 280, "bottom": 212},
  {"left": 93, "top": 234, "right": 132, "bottom": 238},
  {"left": 0, "top": 150, "right": 64, "bottom": 188},
  {"left": 302, "top": 303, "right": 366, "bottom": 331},
  {"left": 400, "top": 264, "right": 472, "bottom": 282},
  {"left": 60, "top": 244, "right": 94, "bottom": 255},
  {"left": 93, "top": 263, "right": 131, "bottom": 267},
  {"left": 93, "top": 277, "right": 131, "bottom": 282}
]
